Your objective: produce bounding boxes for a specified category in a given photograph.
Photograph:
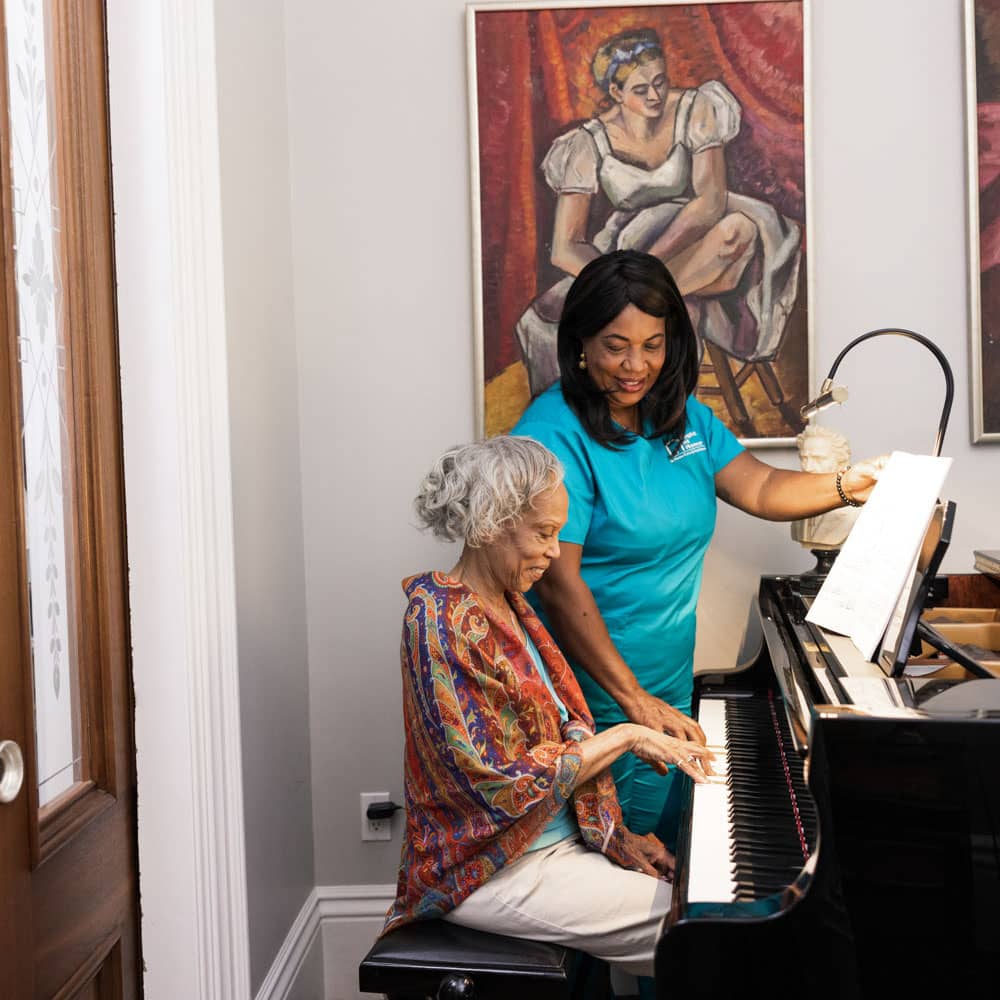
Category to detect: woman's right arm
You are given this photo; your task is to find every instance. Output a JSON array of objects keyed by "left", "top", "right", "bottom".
[
  {"left": 574, "top": 720, "right": 713, "bottom": 785},
  {"left": 534, "top": 543, "right": 707, "bottom": 744},
  {"left": 550, "top": 192, "right": 601, "bottom": 276}
]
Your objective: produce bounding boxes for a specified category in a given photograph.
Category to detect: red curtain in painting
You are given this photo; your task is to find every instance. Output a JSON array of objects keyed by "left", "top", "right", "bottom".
[{"left": 474, "top": 3, "right": 805, "bottom": 380}]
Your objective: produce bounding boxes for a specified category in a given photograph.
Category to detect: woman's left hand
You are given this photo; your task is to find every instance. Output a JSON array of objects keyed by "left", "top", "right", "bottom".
[
  {"left": 841, "top": 454, "right": 890, "bottom": 505},
  {"left": 623, "top": 829, "right": 675, "bottom": 880}
]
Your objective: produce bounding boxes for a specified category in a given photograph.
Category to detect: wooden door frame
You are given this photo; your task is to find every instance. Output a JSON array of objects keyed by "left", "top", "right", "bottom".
[{"left": 107, "top": 2, "right": 253, "bottom": 996}]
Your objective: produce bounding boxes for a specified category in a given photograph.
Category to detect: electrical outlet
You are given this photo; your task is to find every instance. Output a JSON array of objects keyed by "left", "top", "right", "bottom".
[{"left": 360, "top": 791, "right": 393, "bottom": 842}]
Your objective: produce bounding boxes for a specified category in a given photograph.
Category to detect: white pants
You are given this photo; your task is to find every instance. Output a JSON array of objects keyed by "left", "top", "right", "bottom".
[{"left": 443, "top": 836, "right": 671, "bottom": 978}]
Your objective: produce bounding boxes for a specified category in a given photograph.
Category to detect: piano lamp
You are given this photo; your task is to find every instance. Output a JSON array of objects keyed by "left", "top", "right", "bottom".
[{"left": 800, "top": 328, "right": 954, "bottom": 457}]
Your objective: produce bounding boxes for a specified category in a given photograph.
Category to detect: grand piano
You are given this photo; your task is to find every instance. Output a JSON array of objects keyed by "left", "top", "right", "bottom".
[{"left": 657, "top": 568, "right": 1000, "bottom": 998}]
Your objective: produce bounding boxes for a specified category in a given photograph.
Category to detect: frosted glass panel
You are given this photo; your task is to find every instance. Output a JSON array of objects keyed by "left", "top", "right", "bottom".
[{"left": 5, "top": 0, "right": 81, "bottom": 808}]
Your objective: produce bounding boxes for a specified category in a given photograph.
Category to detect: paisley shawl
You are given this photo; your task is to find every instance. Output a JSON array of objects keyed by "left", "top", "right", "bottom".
[{"left": 383, "top": 571, "right": 652, "bottom": 936}]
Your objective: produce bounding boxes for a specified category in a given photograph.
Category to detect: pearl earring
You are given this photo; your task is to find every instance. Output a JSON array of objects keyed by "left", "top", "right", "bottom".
[{"left": 579, "top": 351, "right": 587, "bottom": 370}]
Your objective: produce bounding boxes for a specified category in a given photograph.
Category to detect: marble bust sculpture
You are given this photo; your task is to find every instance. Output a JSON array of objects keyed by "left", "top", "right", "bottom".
[{"left": 791, "top": 425, "right": 860, "bottom": 550}]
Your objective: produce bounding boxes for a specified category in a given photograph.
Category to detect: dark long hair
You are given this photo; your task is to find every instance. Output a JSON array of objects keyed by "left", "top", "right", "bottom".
[{"left": 557, "top": 250, "right": 699, "bottom": 449}]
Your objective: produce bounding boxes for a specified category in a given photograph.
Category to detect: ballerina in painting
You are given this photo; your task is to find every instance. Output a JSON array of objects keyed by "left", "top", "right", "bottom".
[{"left": 516, "top": 27, "right": 802, "bottom": 426}]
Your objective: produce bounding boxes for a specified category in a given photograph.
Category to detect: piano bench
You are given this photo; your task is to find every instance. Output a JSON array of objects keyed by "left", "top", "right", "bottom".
[{"left": 358, "top": 920, "right": 577, "bottom": 999}]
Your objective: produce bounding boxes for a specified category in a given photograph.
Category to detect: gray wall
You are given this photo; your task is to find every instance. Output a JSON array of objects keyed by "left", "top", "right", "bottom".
[
  {"left": 284, "top": 0, "right": 1000, "bottom": 893},
  {"left": 215, "top": 0, "right": 315, "bottom": 990},
  {"left": 285, "top": 0, "right": 474, "bottom": 887}
]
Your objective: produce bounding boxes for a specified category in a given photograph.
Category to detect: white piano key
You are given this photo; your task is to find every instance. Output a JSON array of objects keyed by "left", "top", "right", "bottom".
[
  {"left": 686, "top": 698, "right": 736, "bottom": 903},
  {"left": 697, "top": 698, "right": 727, "bottom": 745}
]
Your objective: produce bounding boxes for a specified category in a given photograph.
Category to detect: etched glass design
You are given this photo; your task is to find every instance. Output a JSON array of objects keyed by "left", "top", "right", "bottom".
[{"left": 5, "top": 0, "right": 82, "bottom": 808}]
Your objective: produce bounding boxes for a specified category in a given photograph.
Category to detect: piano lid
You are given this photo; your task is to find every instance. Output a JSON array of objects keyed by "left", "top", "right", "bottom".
[{"left": 758, "top": 574, "right": 1000, "bottom": 735}]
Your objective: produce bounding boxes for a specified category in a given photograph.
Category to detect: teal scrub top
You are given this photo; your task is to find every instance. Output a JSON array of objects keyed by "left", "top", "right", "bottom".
[
  {"left": 513, "top": 383, "right": 744, "bottom": 725},
  {"left": 521, "top": 630, "right": 578, "bottom": 851}
]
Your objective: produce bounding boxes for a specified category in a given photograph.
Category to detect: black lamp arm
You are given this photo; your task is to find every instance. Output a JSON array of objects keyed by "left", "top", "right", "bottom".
[{"left": 824, "top": 328, "right": 954, "bottom": 457}]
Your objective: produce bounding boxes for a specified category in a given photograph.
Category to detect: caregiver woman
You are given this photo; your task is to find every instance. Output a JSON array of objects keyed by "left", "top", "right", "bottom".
[{"left": 513, "top": 249, "right": 884, "bottom": 845}]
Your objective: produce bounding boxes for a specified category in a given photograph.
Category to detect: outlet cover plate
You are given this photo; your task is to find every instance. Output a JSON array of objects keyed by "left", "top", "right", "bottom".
[{"left": 360, "top": 791, "right": 392, "bottom": 842}]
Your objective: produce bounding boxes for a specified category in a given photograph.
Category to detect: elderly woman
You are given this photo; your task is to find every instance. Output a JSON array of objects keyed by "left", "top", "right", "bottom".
[
  {"left": 383, "top": 436, "right": 714, "bottom": 977},
  {"left": 513, "top": 250, "right": 886, "bottom": 850}
]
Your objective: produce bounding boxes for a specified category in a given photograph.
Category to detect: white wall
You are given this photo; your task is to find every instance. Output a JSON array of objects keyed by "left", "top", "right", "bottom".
[
  {"left": 285, "top": 0, "right": 474, "bottom": 890},
  {"left": 214, "top": 0, "right": 316, "bottom": 992},
  {"left": 285, "top": 0, "right": 1000, "bottom": 908}
]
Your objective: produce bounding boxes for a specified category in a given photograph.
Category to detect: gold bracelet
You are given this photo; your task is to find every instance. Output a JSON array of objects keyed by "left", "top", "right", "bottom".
[{"left": 836, "top": 467, "right": 861, "bottom": 507}]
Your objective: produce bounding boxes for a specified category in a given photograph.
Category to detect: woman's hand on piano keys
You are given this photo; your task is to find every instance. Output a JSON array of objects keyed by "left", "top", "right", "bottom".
[
  {"left": 621, "top": 689, "right": 706, "bottom": 744},
  {"left": 626, "top": 724, "right": 716, "bottom": 782},
  {"left": 622, "top": 828, "right": 676, "bottom": 880}
]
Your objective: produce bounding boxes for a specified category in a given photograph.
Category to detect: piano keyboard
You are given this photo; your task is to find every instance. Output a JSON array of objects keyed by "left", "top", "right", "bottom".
[{"left": 686, "top": 693, "right": 817, "bottom": 903}]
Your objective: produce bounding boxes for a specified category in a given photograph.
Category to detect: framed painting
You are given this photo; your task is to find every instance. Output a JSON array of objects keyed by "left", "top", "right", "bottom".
[
  {"left": 966, "top": 0, "right": 1000, "bottom": 442},
  {"left": 467, "top": 0, "right": 812, "bottom": 444}
]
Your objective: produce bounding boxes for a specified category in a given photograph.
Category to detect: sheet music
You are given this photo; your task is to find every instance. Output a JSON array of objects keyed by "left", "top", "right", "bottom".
[
  {"left": 805, "top": 452, "right": 952, "bottom": 660},
  {"left": 880, "top": 548, "right": 921, "bottom": 665}
]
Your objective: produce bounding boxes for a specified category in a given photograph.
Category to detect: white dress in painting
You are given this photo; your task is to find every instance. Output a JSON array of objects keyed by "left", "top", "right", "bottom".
[{"left": 516, "top": 81, "right": 802, "bottom": 397}]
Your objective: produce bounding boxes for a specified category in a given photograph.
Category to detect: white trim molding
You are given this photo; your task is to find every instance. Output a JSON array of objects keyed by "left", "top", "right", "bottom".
[
  {"left": 161, "top": 1, "right": 251, "bottom": 995},
  {"left": 255, "top": 886, "right": 395, "bottom": 1000},
  {"left": 108, "top": 1, "right": 250, "bottom": 996},
  {"left": 254, "top": 890, "right": 321, "bottom": 1000},
  {"left": 316, "top": 884, "right": 397, "bottom": 923}
]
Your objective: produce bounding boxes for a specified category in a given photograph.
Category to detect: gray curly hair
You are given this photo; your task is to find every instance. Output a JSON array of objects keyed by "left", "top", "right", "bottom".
[{"left": 414, "top": 436, "right": 564, "bottom": 547}]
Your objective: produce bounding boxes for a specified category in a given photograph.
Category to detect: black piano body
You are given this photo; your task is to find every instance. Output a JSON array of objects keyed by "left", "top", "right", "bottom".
[{"left": 656, "top": 573, "right": 1000, "bottom": 998}]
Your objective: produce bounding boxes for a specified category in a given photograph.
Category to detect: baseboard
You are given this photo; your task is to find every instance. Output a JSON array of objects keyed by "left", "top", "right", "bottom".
[
  {"left": 255, "top": 885, "right": 395, "bottom": 1000},
  {"left": 254, "top": 889, "right": 320, "bottom": 1000}
]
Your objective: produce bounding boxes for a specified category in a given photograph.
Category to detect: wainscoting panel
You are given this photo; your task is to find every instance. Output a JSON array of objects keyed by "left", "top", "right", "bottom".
[{"left": 256, "top": 885, "right": 395, "bottom": 1000}]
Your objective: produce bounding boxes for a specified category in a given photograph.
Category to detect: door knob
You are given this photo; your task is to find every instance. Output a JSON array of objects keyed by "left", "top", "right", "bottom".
[{"left": 0, "top": 740, "right": 25, "bottom": 803}]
